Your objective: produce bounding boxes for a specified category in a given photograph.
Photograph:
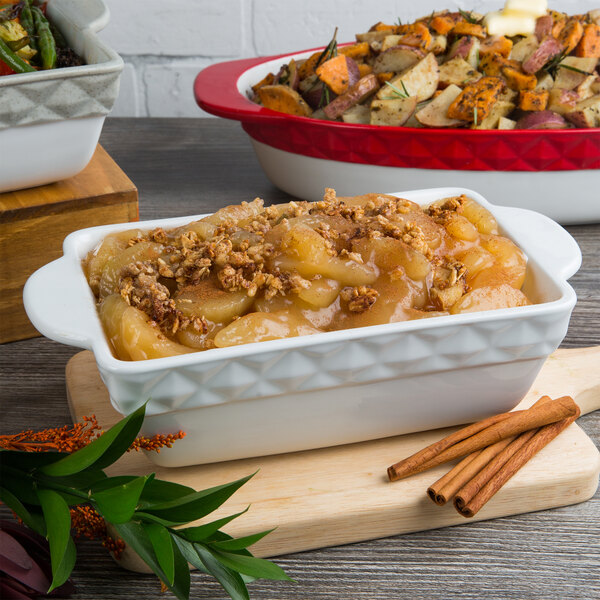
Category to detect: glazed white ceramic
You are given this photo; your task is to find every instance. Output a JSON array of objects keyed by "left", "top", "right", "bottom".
[
  {"left": 231, "top": 54, "right": 600, "bottom": 226},
  {"left": 24, "top": 188, "right": 581, "bottom": 467},
  {"left": 0, "top": 0, "right": 123, "bottom": 193},
  {"left": 250, "top": 140, "right": 600, "bottom": 226}
]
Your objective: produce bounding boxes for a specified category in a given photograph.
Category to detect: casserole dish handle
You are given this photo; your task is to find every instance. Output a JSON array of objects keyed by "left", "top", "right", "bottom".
[
  {"left": 51, "top": 0, "right": 110, "bottom": 33},
  {"left": 23, "top": 256, "right": 96, "bottom": 350},
  {"left": 495, "top": 206, "right": 581, "bottom": 280}
]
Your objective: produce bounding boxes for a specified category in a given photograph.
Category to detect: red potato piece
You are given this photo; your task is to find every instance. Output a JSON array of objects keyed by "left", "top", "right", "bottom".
[
  {"left": 377, "top": 53, "right": 439, "bottom": 102},
  {"left": 446, "top": 36, "right": 480, "bottom": 67},
  {"left": 565, "top": 95, "right": 600, "bottom": 128},
  {"left": 548, "top": 88, "right": 579, "bottom": 115},
  {"left": 535, "top": 15, "right": 553, "bottom": 41},
  {"left": 316, "top": 55, "right": 360, "bottom": 95},
  {"left": 515, "top": 110, "right": 567, "bottom": 129},
  {"left": 323, "top": 74, "right": 380, "bottom": 119},
  {"left": 257, "top": 85, "right": 313, "bottom": 116},
  {"left": 370, "top": 96, "right": 418, "bottom": 126},
  {"left": 302, "top": 81, "right": 337, "bottom": 110},
  {"left": 373, "top": 45, "right": 425, "bottom": 74},
  {"left": 522, "top": 36, "right": 563, "bottom": 74},
  {"left": 415, "top": 84, "right": 466, "bottom": 127}
]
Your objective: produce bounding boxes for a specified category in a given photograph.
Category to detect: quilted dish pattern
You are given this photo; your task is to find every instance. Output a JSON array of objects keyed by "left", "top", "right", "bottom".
[
  {"left": 0, "top": 70, "right": 121, "bottom": 130},
  {"left": 102, "top": 309, "right": 569, "bottom": 417},
  {"left": 243, "top": 120, "right": 600, "bottom": 172}
]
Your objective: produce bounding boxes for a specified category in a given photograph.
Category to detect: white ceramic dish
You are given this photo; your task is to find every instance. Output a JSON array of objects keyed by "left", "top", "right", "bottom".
[
  {"left": 0, "top": 0, "right": 123, "bottom": 193},
  {"left": 24, "top": 187, "right": 581, "bottom": 467}
]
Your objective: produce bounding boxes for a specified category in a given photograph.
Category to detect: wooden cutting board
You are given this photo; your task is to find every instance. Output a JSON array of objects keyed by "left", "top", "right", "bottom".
[
  {"left": 66, "top": 346, "right": 600, "bottom": 572},
  {"left": 0, "top": 146, "right": 138, "bottom": 343}
]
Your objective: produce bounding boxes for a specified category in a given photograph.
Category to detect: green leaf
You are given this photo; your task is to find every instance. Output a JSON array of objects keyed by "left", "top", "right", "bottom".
[
  {"left": 172, "top": 536, "right": 210, "bottom": 576},
  {"left": 92, "top": 475, "right": 149, "bottom": 524},
  {"left": 1, "top": 466, "right": 42, "bottom": 505},
  {"left": 211, "top": 529, "right": 275, "bottom": 552},
  {"left": 0, "top": 449, "right": 68, "bottom": 470},
  {"left": 143, "top": 523, "right": 175, "bottom": 585},
  {"left": 37, "top": 488, "right": 76, "bottom": 591},
  {"left": 0, "top": 486, "right": 45, "bottom": 534},
  {"left": 144, "top": 472, "right": 255, "bottom": 524},
  {"left": 49, "top": 537, "right": 77, "bottom": 593},
  {"left": 177, "top": 507, "right": 249, "bottom": 542},
  {"left": 138, "top": 479, "right": 197, "bottom": 507},
  {"left": 41, "top": 404, "right": 146, "bottom": 477},
  {"left": 113, "top": 522, "right": 190, "bottom": 600},
  {"left": 208, "top": 547, "right": 292, "bottom": 582},
  {"left": 171, "top": 538, "right": 191, "bottom": 600},
  {"left": 195, "top": 543, "right": 250, "bottom": 600}
]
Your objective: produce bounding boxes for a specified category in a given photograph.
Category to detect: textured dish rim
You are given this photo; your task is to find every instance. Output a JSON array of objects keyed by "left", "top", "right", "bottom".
[
  {"left": 0, "top": 0, "right": 122, "bottom": 88},
  {"left": 36, "top": 186, "right": 579, "bottom": 376}
]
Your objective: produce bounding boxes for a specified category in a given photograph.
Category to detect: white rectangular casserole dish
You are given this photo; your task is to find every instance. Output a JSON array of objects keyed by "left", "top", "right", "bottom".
[
  {"left": 23, "top": 187, "right": 581, "bottom": 467},
  {"left": 0, "top": 0, "right": 123, "bottom": 193}
]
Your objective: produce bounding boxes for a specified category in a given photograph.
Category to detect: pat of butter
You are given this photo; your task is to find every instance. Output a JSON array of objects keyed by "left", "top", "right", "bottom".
[
  {"left": 484, "top": 11, "right": 537, "bottom": 36},
  {"left": 504, "top": 0, "right": 547, "bottom": 18}
]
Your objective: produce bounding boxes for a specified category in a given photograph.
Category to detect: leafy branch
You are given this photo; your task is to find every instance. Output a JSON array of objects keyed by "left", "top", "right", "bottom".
[{"left": 0, "top": 405, "right": 291, "bottom": 600}]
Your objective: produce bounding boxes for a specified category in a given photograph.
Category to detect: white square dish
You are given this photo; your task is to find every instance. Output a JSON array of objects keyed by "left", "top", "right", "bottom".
[
  {"left": 0, "top": 0, "right": 123, "bottom": 193},
  {"left": 23, "top": 187, "right": 581, "bottom": 467}
]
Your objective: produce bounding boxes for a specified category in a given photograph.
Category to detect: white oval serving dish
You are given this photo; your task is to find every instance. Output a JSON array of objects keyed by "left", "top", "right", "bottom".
[
  {"left": 23, "top": 187, "right": 581, "bottom": 467},
  {"left": 0, "top": 0, "right": 123, "bottom": 193}
]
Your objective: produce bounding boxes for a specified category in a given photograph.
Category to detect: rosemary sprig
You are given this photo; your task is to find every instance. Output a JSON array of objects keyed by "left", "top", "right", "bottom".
[
  {"left": 458, "top": 8, "right": 480, "bottom": 24},
  {"left": 473, "top": 105, "right": 478, "bottom": 126},
  {"left": 315, "top": 27, "right": 338, "bottom": 69},
  {"left": 396, "top": 16, "right": 403, "bottom": 26},
  {"left": 542, "top": 48, "right": 569, "bottom": 78},
  {"left": 557, "top": 63, "right": 595, "bottom": 76},
  {"left": 427, "top": 11, "right": 435, "bottom": 27},
  {"left": 384, "top": 79, "right": 410, "bottom": 99},
  {"left": 0, "top": 406, "right": 291, "bottom": 600}
]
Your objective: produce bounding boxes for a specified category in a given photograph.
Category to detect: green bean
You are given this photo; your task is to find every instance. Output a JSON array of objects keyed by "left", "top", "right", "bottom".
[
  {"left": 19, "top": 0, "right": 37, "bottom": 52},
  {"left": 49, "top": 22, "right": 67, "bottom": 49},
  {"left": 32, "top": 6, "right": 55, "bottom": 70},
  {"left": 0, "top": 36, "right": 35, "bottom": 73}
]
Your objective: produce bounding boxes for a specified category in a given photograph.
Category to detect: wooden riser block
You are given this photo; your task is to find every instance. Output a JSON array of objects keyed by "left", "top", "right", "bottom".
[
  {"left": 65, "top": 347, "right": 600, "bottom": 572},
  {"left": 0, "top": 146, "right": 138, "bottom": 344}
]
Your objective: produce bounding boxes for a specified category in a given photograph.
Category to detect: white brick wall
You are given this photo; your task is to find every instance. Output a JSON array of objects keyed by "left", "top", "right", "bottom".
[{"left": 99, "top": 0, "right": 593, "bottom": 118}]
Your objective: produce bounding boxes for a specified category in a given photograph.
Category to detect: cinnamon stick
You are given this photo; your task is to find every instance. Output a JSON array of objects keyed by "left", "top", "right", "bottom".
[
  {"left": 388, "top": 396, "right": 576, "bottom": 482},
  {"left": 455, "top": 405, "right": 580, "bottom": 518},
  {"left": 428, "top": 396, "right": 552, "bottom": 505},
  {"left": 428, "top": 438, "right": 514, "bottom": 505}
]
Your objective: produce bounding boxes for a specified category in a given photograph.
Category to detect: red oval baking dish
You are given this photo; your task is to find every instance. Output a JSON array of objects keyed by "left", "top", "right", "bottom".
[{"left": 194, "top": 47, "right": 600, "bottom": 224}]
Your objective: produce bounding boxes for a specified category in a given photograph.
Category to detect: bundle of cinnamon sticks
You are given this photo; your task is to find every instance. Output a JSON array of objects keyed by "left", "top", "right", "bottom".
[{"left": 387, "top": 395, "right": 580, "bottom": 517}]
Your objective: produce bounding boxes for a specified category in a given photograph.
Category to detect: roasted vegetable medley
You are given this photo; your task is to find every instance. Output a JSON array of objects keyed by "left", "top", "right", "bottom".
[
  {"left": 250, "top": 8, "right": 600, "bottom": 129},
  {"left": 0, "top": 0, "right": 83, "bottom": 76}
]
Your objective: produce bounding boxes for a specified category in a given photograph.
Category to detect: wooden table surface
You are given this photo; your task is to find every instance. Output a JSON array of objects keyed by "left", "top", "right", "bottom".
[{"left": 1, "top": 118, "right": 599, "bottom": 600}]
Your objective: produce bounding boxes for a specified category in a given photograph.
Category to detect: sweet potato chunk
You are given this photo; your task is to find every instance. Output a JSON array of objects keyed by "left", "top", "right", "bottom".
[
  {"left": 339, "top": 42, "right": 371, "bottom": 60},
  {"left": 519, "top": 89, "right": 549, "bottom": 111},
  {"left": 257, "top": 85, "right": 312, "bottom": 116},
  {"left": 502, "top": 67, "right": 537, "bottom": 91},
  {"left": 430, "top": 15, "right": 454, "bottom": 35},
  {"left": 557, "top": 18, "right": 584, "bottom": 54},
  {"left": 451, "top": 22, "right": 486, "bottom": 39},
  {"left": 316, "top": 55, "right": 360, "bottom": 95},
  {"left": 479, "top": 35, "right": 513, "bottom": 58},
  {"left": 576, "top": 24, "right": 600, "bottom": 58},
  {"left": 447, "top": 76, "right": 505, "bottom": 122}
]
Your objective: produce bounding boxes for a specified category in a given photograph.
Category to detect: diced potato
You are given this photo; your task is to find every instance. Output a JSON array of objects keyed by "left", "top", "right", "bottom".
[
  {"left": 438, "top": 57, "right": 481, "bottom": 88},
  {"left": 342, "top": 104, "right": 371, "bottom": 124},
  {"left": 535, "top": 71, "right": 554, "bottom": 91},
  {"left": 472, "top": 100, "right": 515, "bottom": 129},
  {"left": 565, "top": 94, "right": 600, "bottom": 128},
  {"left": 214, "top": 310, "right": 320, "bottom": 347},
  {"left": 98, "top": 242, "right": 164, "bottom": 299},
  {"left": 121, "top": 306, "right": 194, "bottom": 360},
  {"left": 553, "top": 57, "right": 599, "bottom": 90},
  {"left": 450, "top": 284, "right": 529, "bottom": 314},
  {"left": 509, "top": 34, "right": 539, "bottom": 62},
  {"left": 373, "top": 45, "right": 425, "bottom": 72},
  {"left": 175, "top": 280, "right": 254, "bottom": 324},
  {"left": 498, "top": 116, "right": 517, "bottom": 129},
  {"left": 415, "top": 84, "right": 466, "bottom": 127},
  {"left": 376, "top": 52, "right": 439, "bottom": 102},
  {"left": 370, "top": 96, "right": 418, "bottom": 126}
]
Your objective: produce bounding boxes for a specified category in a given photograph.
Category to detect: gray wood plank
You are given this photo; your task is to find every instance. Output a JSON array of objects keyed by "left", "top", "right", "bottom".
[{"left": 1, "top": 118, "right": 598, "bottom": 600}]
